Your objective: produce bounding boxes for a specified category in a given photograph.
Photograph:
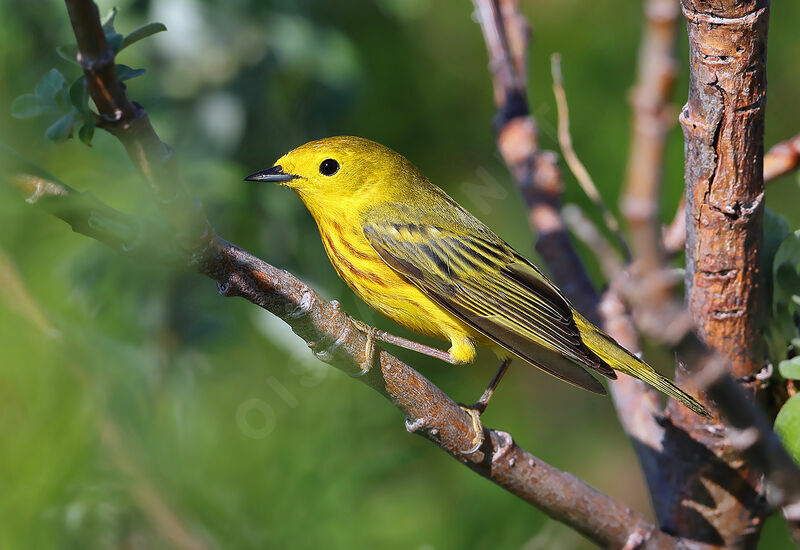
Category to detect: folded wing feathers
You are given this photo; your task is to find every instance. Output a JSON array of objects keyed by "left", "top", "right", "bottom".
[{"left": 363, "top": 222, "right": 615, "bottom": 382}]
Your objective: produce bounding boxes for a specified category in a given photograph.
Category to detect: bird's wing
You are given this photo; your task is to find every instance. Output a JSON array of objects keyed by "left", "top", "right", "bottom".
[{"left": 362, "top": 218, "right": 615, "bottom": 395}]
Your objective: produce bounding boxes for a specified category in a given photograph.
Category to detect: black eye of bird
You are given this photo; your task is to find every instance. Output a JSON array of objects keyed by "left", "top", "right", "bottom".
[{"left": 319, "top": 159, "right": 340, "bottom": 176}]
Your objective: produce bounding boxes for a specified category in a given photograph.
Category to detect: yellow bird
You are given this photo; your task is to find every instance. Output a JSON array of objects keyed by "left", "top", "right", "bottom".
[{"left": 246, "top": 136, "right": 710, "bottom": 419}]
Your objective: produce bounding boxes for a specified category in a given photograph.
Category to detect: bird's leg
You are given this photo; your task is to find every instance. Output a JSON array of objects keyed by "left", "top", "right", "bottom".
[
  {"left": 350, "top": 319, "right": 462, "bottom": 365},
  {"left": 457, "top": 358, "right": 513, "bottom": 455},
  {"left": 467, "top": 358, "right": 513, "bottom": 415}
]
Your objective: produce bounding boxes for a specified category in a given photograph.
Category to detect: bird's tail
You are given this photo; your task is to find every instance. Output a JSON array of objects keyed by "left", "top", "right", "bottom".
[{"left": 573, "top": 311, "right": 712, "bottom": 418}]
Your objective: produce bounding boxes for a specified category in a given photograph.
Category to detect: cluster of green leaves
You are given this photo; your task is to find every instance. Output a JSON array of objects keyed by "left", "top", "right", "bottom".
[
  {"left": 763, "top": 207, "right": 800, "bottom": 463},
  {"left": 10, "top": 9, "right": 164, "bottom": 145}
]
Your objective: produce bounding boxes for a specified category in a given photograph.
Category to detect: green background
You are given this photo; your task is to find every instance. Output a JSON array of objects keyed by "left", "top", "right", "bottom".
[{"left": 1, "top": 0, "right": 798, "bottom": 548}]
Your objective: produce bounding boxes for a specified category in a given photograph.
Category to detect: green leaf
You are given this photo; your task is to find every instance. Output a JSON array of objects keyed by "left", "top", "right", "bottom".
[
  {"left": 106, "top": 32, "right": 124, "bottom": 54},
  {"left": 762, "top": 207, "right": 791, "bottom": 274},
  {"left": 102, "top": 7, "right": 119, "bottom": 33},
  {"left": 69, "top": 77, "right": 90, "bottom": 114},
  {"left": 776, "top": 394, "right": 800, "bottom": 465},
  {"left": 115, "top": 64, "right": 146, "bottom": 81},
  {"left": 120, "top": 22, "right": 167, "bottom": 51},
  {"left": 35, "top": 69, "right": 66, "bottom": 101},
  {"left": 773, "top": 230, "right": 800, "bottom": 312},
  {"left": 45, "top": 109, "right": 78, "bottom": 142},
  {"left": 102, "top": 8, "right": 123, "bottom": 53},
  {"left": 56, "top": 44, "right": 79, "bottom": 65},
  {"left": 78, "top": 120, "right": 95, "bottom": 146},
  {"left": 779, "top": 357, "right": 800, "bottom": 380},
  {"left": 11, "top": 94, "right": 60, "bottom": 118}
]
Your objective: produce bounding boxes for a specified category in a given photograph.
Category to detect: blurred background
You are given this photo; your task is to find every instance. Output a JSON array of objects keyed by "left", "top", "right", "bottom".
[{"left": 1, "top": 1, "right": 799, "bottom": 548}]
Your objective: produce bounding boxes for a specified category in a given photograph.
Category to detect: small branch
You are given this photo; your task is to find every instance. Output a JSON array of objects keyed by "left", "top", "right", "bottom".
[
  {"left": 64, "top": 0, "right": 136, "bottom": 122},
  {"left": 598, "top": 287, "right": 667, "bottom": 493},
  {"left": 559, "top": 203, "right": 667, "bottom": 487},
  {"left": 551, "top": 54, "right": 630, "bottom": 259},
  {"left": 561, "top": 204, "right": 623, "bottom": 280},
  {"left": 64, "top": 0, "right": 213, "bottom": 252},
  {"left": 621, "top": 0, "right": 680, "bottom": 274},
  {"left": 763, "top": 133, "right": 800, "bottom": 182},
  {"left": 473, "top": 0, "right": 600, "bottom": 321},
  {"left": 662, "top": 195, "right": 686, "bottom": 256}
]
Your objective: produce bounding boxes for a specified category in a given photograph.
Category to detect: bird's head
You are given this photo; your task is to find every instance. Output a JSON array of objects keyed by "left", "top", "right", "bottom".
[{"left": 245, "top": 136, "right": 426, "bottom": 210}]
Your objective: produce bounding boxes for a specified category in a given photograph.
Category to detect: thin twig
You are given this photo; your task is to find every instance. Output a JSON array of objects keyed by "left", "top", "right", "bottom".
[
  {"left": 662, "top": 195, "right": 686, "bottom": 256},
  {"left": 620, "top": 0, "right": 679, "bottom": 274},
  {"left": 763, "top": 133, "right": 800, "bottom": 182},
  {"left": 561, "top": 204, "right": 623, "bottom": 280},
  {"left": 688, "top": 344, "right": 800, "bottom": 535},
  {"left": 550, "top": 53, "right": 630, "bottom": 260},
  {"left": 609, "top": 0, "right": 684, "bottom": 472}
]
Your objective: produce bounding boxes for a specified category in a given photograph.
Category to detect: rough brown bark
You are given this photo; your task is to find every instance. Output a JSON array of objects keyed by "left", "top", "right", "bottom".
[
  {"left": 668, "top": 0, "right": 770, "bottom": 546},
  {"left": 680, "top": 0, "right": 768, "bottom": 380}
]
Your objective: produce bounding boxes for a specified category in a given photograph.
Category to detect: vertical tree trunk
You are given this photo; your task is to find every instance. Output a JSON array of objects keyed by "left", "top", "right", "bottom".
[{"left": 665, "top": 1, "right": 770, "bottom": 547}]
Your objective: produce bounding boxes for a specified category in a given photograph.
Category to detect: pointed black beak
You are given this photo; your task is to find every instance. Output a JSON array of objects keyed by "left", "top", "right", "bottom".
[{"left": 244, "top": 165, "right": 298, "bottom": 183}]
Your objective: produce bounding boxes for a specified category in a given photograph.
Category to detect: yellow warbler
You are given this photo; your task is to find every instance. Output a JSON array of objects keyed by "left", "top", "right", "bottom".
[{"left": 247, "top": 136, "right": 710, "bottom": 418}]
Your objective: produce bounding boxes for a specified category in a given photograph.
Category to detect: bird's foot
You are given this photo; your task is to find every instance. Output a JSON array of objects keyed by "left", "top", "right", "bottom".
[
  {"left": 350, "top": 318, "right": 378, "bottom": 377},
  {"left": 458, "top": 404, "right": 486, "bottom": 455}
]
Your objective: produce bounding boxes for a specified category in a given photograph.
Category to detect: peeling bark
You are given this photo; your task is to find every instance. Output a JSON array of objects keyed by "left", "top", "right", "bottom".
[{"left": 668, "top": 1, "right": 770, "bottom": 547}]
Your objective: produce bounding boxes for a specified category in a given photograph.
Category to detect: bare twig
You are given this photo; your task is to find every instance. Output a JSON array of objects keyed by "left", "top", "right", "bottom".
[
  {"left": 621, "top": 0, "right": 680, "bottom": 274},
  {"left": 662, "top": 195, "right": 686, "bottom": 256},
  {"left": 605, "top": 0, "right": 684, "bottom": 480},
  {"left": 473, "top": 0, "right": 600, "bottom": 321},
  {"left": 763, "top": 133, "right": 800, "bottom": 182},
  {"left": 551, "top": 54, "right": 630, "bottom": 259},
  {"left": 561, "top": 204, "right": 623, "bottom": 280}
]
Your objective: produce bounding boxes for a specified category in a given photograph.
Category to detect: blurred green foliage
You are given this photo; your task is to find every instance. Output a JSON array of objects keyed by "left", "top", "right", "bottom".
[{"left": 2, "top": 1, "right": 799, "bottom": 548}]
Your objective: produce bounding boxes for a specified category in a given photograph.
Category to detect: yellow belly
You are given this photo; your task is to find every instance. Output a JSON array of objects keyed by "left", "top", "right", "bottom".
[{"left": 316, "top": 216, "right": 480, "bottom": 363}]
